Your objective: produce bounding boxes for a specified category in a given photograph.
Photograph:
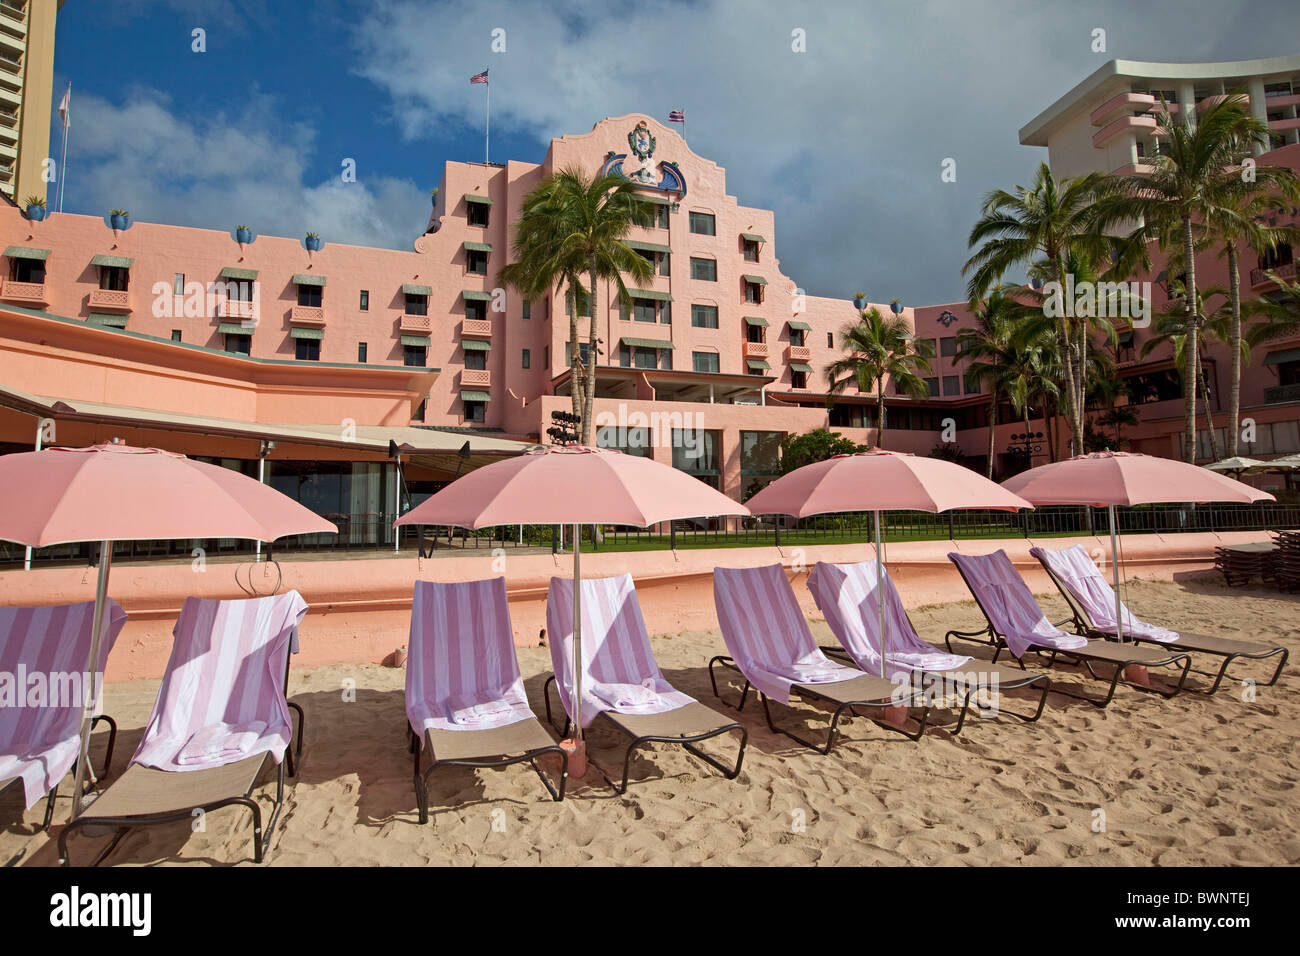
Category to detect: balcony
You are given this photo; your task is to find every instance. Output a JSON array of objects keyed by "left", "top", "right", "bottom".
[
  {"left": 1110, "top": 162, "right": 1156, "bottom": 176},
  {"left": 461, "top": 317, "right": 492, "bottom": 337},
  {"left": 1268, "top": 116, "right": 1300, "bottom": 134},
  {"left": 400, "top": 313, "right": 431, "bottom": 334},
  {"left": 220, "top": 299, "right": 257, "bottom": 322},
  {"left": 1265, "top": 93, "right": 1300, "bottom": 109},
  {"left": 786, "top": 344, "right": 811, "bottom": 363},
  {"left": 1090, "top": 91, "right": 1156, "bottom": 126},
  {"left": 289, "top": 305, "right": 326, "bottom": 328},
  {"left": 1092, "top": 114, "right": 1157, "bottom": 148},
  {"left": 460, "top": 368, "right": 491, "bottom": 388},
  {"left": 0, "top": 278, "right": 46, "bottom": 305},
  {"left": 743, "top": 340, "right": 768, "bottom": 359},
  {"left": 1265, "top": 382, "right": 1300, "bottom": 404},
  {"left": 87, "top": 288, "right": 131, "bottom": 313},
  {"left": 1250, "top": 261, "right": 1296, "bottom": 288}
]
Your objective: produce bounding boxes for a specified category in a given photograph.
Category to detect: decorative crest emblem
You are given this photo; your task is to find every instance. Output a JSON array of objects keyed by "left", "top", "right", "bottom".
[
  {"left": 937, "top": 310, "right": 959, "bottom": 328},
  {"left": 628, "top": 121, "right": 656, "bottom": 162}
]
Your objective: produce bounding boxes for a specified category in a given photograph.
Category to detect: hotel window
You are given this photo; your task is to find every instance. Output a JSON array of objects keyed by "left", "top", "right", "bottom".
[
  {"left": 745, "top": 320, "right": 766, "bottom": 344},
  {"left": 171, "top": 330, "right": 182, "bottom": 342},
  {"left": 689, "top": 211, "right": 716, "bottom": 236},
  {"left": 619, "top": 343, "right": 668, "bottom": 370},
  {"left": 404, "top": 344, "right": 428, "bottom": 367},
  {"left": 827, "top": 332, "right": 834, "bottom": 348},
  {"left": 634, "top": 248, "right": 670, "bottom": 277},
  {"left": 522, "top": 348, "right": 531, "bottom": 369},
  {"left": 296, "top": 338, "right": 321, "bottom": 361},
  {"left": 693, "top": 351, "right": 720, "bottom": 373},
  {"left": 922, "top": 377, "right": 939, "bottom": 397},
  {"left": 467, "top": 199, "right": 490, "bottom": 227},
  {"left": 596, "top": 425, "right": 652, "bottom": 456},
  {"left": 565, "top": 292, "right": 593, "bottom": 317},
  {"left": 413, "top": 399, "right": 427, "bottom": 421},
  {"left": 671, "top": 429, "right": 721, "bottom": 489},
  {"left": 690, "top": 257, "right": 717, "bottom": 281},
  {"left": 654, "top": 205, "right": 670, "bottom": 229},
  {"left": 1264, "top": 82, "right": 1293, "bottom": 98},
  {"left": 224, "top": 333, "right": 251, "bottom": 355},
  {"left": 744, "top": 279, "right": 764, "bottom": 304},
  {"left": 404, "top": 292, "right": 428, "bottom": 316},
  {"left": 544, "top": 346, "right": 549, "bottom": 367},
  {"left": 566, "top": 341, "right": 593, "bottom": 366},
  {"left": 789, "top": 327, "right": 806, "bottom": 347},
  {"left": 631, "top": 298, "right": 657, "bottom": 323},
  {"left": 98, "top": 265, "right": 129, "bottom": 291},
  {"left": 522, "top": 300, "right": 531, "bottom": 320},
  {"left": 943, "top": 374, "right": 960, "bottom": 396},
  {"left": 940, "top": 337, "right": 956, "bottom": 358},
  {"left": 466, "top": 299, "right": 488, "bottom": 321},
  {"left": 297, "top": 283, "right": 322, "bottom": 308},
  {"left": 464, "top": 399, "right": 486, "bottom": 423},
  {"left": 8, "top": 253, "right": 44, "bottom": 283},
  {"left": 466, "top": 249, "right": 489, "bottom": 275},
  {"left": 358, "top": 342, "right": 368, "bottom": 362},
  {"left": 359, "top": 290, "right": 369, "bottom": 311},
  {"left": 226, "top": 280, "right": 253, "bottom": 303},
  {"left": 692, "top": 304, "right": 719, "bottom": 329},
  {"left": 740, "top": 431, "right": 783, "bottom": 496},
  {"left": 964, "top": 374, "right": 980, "bottom": 395},
  {"left": 464, "top": 349, "right": 487, "bottom": 371},
  {"left": 742, "top": 238, "right": 761, "bottom": 262},
  {"left": 791, "top": 369, "right": 808, "bottom": 389},
  {"left": 173, "top": 273, "right": 185, "bottom": 295}
]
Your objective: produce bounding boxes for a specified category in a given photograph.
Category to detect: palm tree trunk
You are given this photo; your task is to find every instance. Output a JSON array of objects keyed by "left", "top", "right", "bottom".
[
  {"left": 1046, "top": 405, "right": 1059, "bottom": 462},
  {"left": 1053, "top": 257, "right": 1082, "bottom": 456},
  {"left": 1076, "top": 320, "right": 1088, "bottom": 448},
  {"left": 876, "top": 376, "right": 886, "bottom": 449},
  {"left": 986, "top": 391, "right": 998, "bottom": 479},
  {"left": 1227, "top": 243, "right": 1242, "bottom": 457},
  {"left": 582, "top": 261, "right": 599, "bottom": 445},
  {"left": 1182, "top": 215, "right": 1200, "bottom": 463},
  {"left": 566, "top": 283, "right": 582, "bottom": 426},
  {"left": 1199, "top": 357, "right": 1220, "bottom": 461}
]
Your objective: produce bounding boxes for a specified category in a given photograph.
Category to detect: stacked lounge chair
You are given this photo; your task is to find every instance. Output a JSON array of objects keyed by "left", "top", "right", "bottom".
[
  {"left": 946, "top": 550, "right": 1191, "bottom": 707},
  {"left": 711, "top": 563, "right": 929, "bottom": 753},
  {"left": 1213, "top": 541, "right": 1278, "bottom": 588},
  {"left": 1031, "top": 544, "right": 1287, "bottom": 695},
  {"left": 807, "top": 561, "right": 1051, "bottom": 732},
  {"left": 545, "top": 573, "right": 746, "bottom": 794},
  {"left": 406, "top": 577, "right": 567, "bottom": 822}
]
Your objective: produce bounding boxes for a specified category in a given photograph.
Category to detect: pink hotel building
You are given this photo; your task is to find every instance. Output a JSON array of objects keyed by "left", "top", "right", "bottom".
[{"left": 1, "top": 57, "right": 1299, "bottom": 540}]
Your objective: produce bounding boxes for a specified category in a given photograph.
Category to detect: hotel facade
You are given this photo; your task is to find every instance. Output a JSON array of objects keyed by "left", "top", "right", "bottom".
[{"left": 2, "top": 60, "right": 1299, "bottom": 549}]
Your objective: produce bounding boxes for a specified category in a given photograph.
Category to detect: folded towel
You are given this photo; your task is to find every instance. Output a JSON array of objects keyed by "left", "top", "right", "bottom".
[
  {"left": 448, "top": 700, "right": 516, "bottom": 726},
  {"left": 177, "top": 721, "right": 267, "bottom": 766},
  {"left": 787, "top": 654, "right": 849, "bottom": 684},
  {"left": 594, "top": 681, "right": 665, "bottom": 713}
]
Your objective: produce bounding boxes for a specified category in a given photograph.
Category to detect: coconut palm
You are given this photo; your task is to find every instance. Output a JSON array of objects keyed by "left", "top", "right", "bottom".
[
  {"left": 824, "top": 306, "right": 934, "bottom": 450},
  {"left": 955, "top": 289, "right": 1036, "bottom": 478},
  {"left": 1094, "top": 93, "right": 1270, "bottom": 461},
  {"left": 498, "top": 167, "right": 655, "bottom": 443}
]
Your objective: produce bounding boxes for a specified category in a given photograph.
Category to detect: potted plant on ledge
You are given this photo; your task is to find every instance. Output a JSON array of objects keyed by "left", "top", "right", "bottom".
[
  {"left": 24, "top": 196, "right": 46, "bottom": 222},
  {"left": 853, "top": 291, "right": 867, "bottom": 310},
  {"left": 109, "top": 209, "right": 130, "bottom": 234},
  {"left": 235, "top": 224, "right": 252, "bottom": 246},
  {"left": 305, "top": 232, "right": 322, "bottom": 252}
]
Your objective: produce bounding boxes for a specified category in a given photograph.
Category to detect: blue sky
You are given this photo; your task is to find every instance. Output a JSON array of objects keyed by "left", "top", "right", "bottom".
[{"left": 49, "top": 0, "right": 1299, "bottom": 304}]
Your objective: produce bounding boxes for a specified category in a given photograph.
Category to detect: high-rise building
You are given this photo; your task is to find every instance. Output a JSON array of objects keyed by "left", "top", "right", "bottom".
[{"left": 0, "top": 0, "right": 62, "bottom": 204}]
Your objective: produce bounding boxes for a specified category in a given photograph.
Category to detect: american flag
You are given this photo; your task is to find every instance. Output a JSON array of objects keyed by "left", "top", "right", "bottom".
[
  {"left": 470, "top": 69, "right": 489, "bottom": 84},
  {"left": 668, "top": 110, "right": 685, "bottom": 123}
]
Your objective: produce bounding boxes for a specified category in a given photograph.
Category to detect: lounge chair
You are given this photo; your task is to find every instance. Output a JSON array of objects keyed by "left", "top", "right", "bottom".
[
  {"left": 544, "top": 573, "right": 746, "bottom": 794},
  {"left": 807, "top": 561, "right": 1051, "bottom": 732},
  {"left": 1031, "top": 544, "right": 1288, "bottom": 695},
  {"left": 711, "top": 564, "right": 929, "bottom": 754},
  {"left": 1, "top": 600, "right": 128, "bottom": 829},
  {"left": 58, "top": 590, "right": 308, "bottom": 866},
  {"left": 406, "top": 577, "right": 567, "bottom": 820},
  {"left": 945, "top": 550, "right": 1191, "bottom": 707}
]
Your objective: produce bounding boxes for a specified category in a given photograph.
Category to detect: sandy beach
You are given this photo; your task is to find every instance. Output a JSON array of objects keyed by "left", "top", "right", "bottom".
[{"left": 4, "top": 573, "right": 1298, "bottom": 867}]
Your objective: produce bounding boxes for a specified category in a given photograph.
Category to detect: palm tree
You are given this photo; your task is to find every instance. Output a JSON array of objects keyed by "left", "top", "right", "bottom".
[
  {"left": 956, "top": 289, "right": 1033, "bottom": 478},
  {"left": 824, "top": 306, "right": 934, "bottom": 449},
  {"left": 963, "top": 161, "right": 1115, "bottom": 457},
  {"left": 1140, "top": 288, "right": 1227, "bottom": 460},
  {"left": 498, "top": 167, "right": 655, "bottom": 444},
  {"left": 1002, "top": 323, "right": 1060, "bottom": 468},
  {"left": 1094, "top": 93, "right": 1269, "bottom": 462}
]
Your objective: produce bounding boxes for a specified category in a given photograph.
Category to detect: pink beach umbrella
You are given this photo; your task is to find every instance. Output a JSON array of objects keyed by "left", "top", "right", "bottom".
[
  {"left": 745, "top": 449, "right": 1033, "bottom": 678},
  {"left": 395, "top": 445, "right": 749, "bottom": 758},
  {"left": 1002, "top": 451, "right": 1273, "bottom": 642},
  {"left": 0, "top": 442, "right": 337, "bottom": 816}
]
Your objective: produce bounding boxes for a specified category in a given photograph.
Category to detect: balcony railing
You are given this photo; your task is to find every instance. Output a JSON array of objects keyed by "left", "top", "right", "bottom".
[
  {"left": 460, "top": 368, "right": 491, "bottom": 387},
  {"left": 218, "top": 299, "right": 257, "bottom": 321},
  {"left": 1092, "top": 113, "right": 1157, "bottom": 148},
  {"left": 1265, "top": 382, "right": 1300, "bottom": 404},
  {"left": 400, "top": 313, "right": 431, "bottom": 334},
  {"left": 743, "top": 340, "right": 768, "bottom": 359},
  {"left": 1090, "top": 91, "right": 1156, "bottom": 126},
  {"left": 1250, "top": 261, "right": 1297, "bottom": 287},
  {"left": 289, "top": 305, "right": 326, "bottom": 327},
  {"left": 87, "top": 288, "right": 131, "bottom": 312},
  {"left": 0, "top": 278, "right": 46, "bottom": 305},
  {"left": 461, "top": 317, "right": 492, "bottom": 337}
]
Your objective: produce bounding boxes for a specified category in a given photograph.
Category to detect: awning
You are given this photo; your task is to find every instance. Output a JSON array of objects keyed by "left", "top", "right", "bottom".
[
  {"left": 747, "top": 359, "right": 771, "bottom": 370},
  {"left": 624, "top": 240, "right": 671, "bottom": 255},
  {"left": 461, "top": 390, "right": 492, "bottom": 402},
  {"left": 621, "top": 337, "right": 675, "bottom": 350},
  {"left": 290, "top": 327, "right": 324, "bottom": 340},
  {"left": 401, "top": 334, "right": 431, "bottom": 346},
  {"left": 463, "top": 241, "right": 493, "bottom": 253},
  {"left": 740, "top": 233, "right": 766, "bottom": 243},
  {"left": 462, "top": 339, "right": 491, "bottom": 351},
  {"left": 638, "top": 194, "right": 671, "bottom": 206},
  {"left": 742, "top": 274, "right": 768, "bottom": 285},
  {"left": 293, "top": 273, "right": 326, "bottom": 287},
  {"left": 790, "top": 362, "right": 814, "bottom": 373},
  {"left": 402, "top": 284, "right": 432, "bottom": 296},
  {"left": 218, "top": 322, "right": 255, "bottom": 335},
  {"left": 463, "top": 290, "right": 493, "bottom": 302},
  {"left": 464, "top": 194, "right": 493, "bottom": 205},
  {"left": 4, "top": 246, "right": 50, "bottom": 260},
  {"left": 629, "top": 289, "right": 672, "bottom": 301},
  {"left": 1264, "top": 348, "right": 1300, "bottom": 365},
  {"left": 220, "top": 267, "right": 258, "bottom": 281},
  {"left": 787, "top": 320, "right": 811, "bottom": 331},
  {"left": 744, "top": 316, "right": 768, "bottom": 327},
  {"left": 90, "top": 254, "right": 134, "bottom": 268},
  {"left": 86, "top": 313, "right": 129, "bottom": 328}
]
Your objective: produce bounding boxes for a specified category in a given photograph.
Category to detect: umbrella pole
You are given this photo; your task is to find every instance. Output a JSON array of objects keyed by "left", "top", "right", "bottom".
[
  {"left": 1108, "top": 504, "right": 1124, "bottom": 643},
  {"left": 571, "top": 522, "right": 582, "bottom": 741},
  {"left": 70, "top": 539, "right": 112, "bottom": 819},
  {"left": 875, "top": 510, "right": 885, "bottom": 680}
]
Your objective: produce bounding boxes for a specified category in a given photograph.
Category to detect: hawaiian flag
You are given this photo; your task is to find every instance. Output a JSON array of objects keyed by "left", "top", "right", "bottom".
[
  {"left": 470, "top": 69, "right": 489, "bottom": 84},
  {"left": 668, "top": 110, "right": 685, "bottom": 123}
]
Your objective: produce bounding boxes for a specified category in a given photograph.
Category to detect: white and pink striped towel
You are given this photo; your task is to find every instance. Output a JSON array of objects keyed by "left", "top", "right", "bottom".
[
  {"left": 405, "top": 577, "right": 536, "bottom": 736},
  {"left": 948, "top": 550, "right": 1089, "bottom": 659},
  {"left": 1031, "top": 545, "right": 1180, "bottom": 643},
  {"left": 808, "top": 561, "right": 972, "bottom": 678},
  {"left": 131, "top": 590, "right": 307, "bottom": 772},
  {"left": 546, "top": 574, "right": 694, "bottom": 728},
  {"left": 0, "top": 600, "right": 127, "bottom": 808},
  {"left": 713, "top": 564, "right": 864, "bottom": 704}
]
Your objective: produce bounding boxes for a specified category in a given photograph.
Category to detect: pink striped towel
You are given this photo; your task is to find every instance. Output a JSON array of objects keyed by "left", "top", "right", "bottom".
[
  {"left": 406, "top": 577, "right": 536, "bottom": 736},
  {"left": 131, "top": 591, "right": 307, "bottom": 772},
  {"left": 1031, "top": 545, "right": 1179, "bottom": 642},
  {"left": 0, "top": 600, "right": 127, "bottom": 808},
  {"left": 807, "top": 561, "right": 972, "bottom": 678},
  {"left": 712, "top": 564, "right": 863, "bottom": 704},
  {"left": 546, "top": 574, "right": 695, "bottom": 728},
  {"left": 948, "top": 550, "right": 1089, "bottom": 659}
]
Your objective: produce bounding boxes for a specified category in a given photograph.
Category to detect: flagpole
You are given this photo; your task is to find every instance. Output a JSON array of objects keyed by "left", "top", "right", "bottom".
[
  {"left": 57, "top": 86, "right": 69, "bottom": 213},
  {"left": 485, "top": 78, "right": 490, "bottom": 165}
]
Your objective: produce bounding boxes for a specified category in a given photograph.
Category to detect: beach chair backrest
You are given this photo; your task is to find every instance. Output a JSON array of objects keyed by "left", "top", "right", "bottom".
[
  {"left": 1031, "top": 545, "right": 1176, "bottom": 641},
  {"left": 807, "top": 561, "right": 919, "bottom": 670},
  {"left": 948, "top": 550, "right": 1060, "bottom": 640}
]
